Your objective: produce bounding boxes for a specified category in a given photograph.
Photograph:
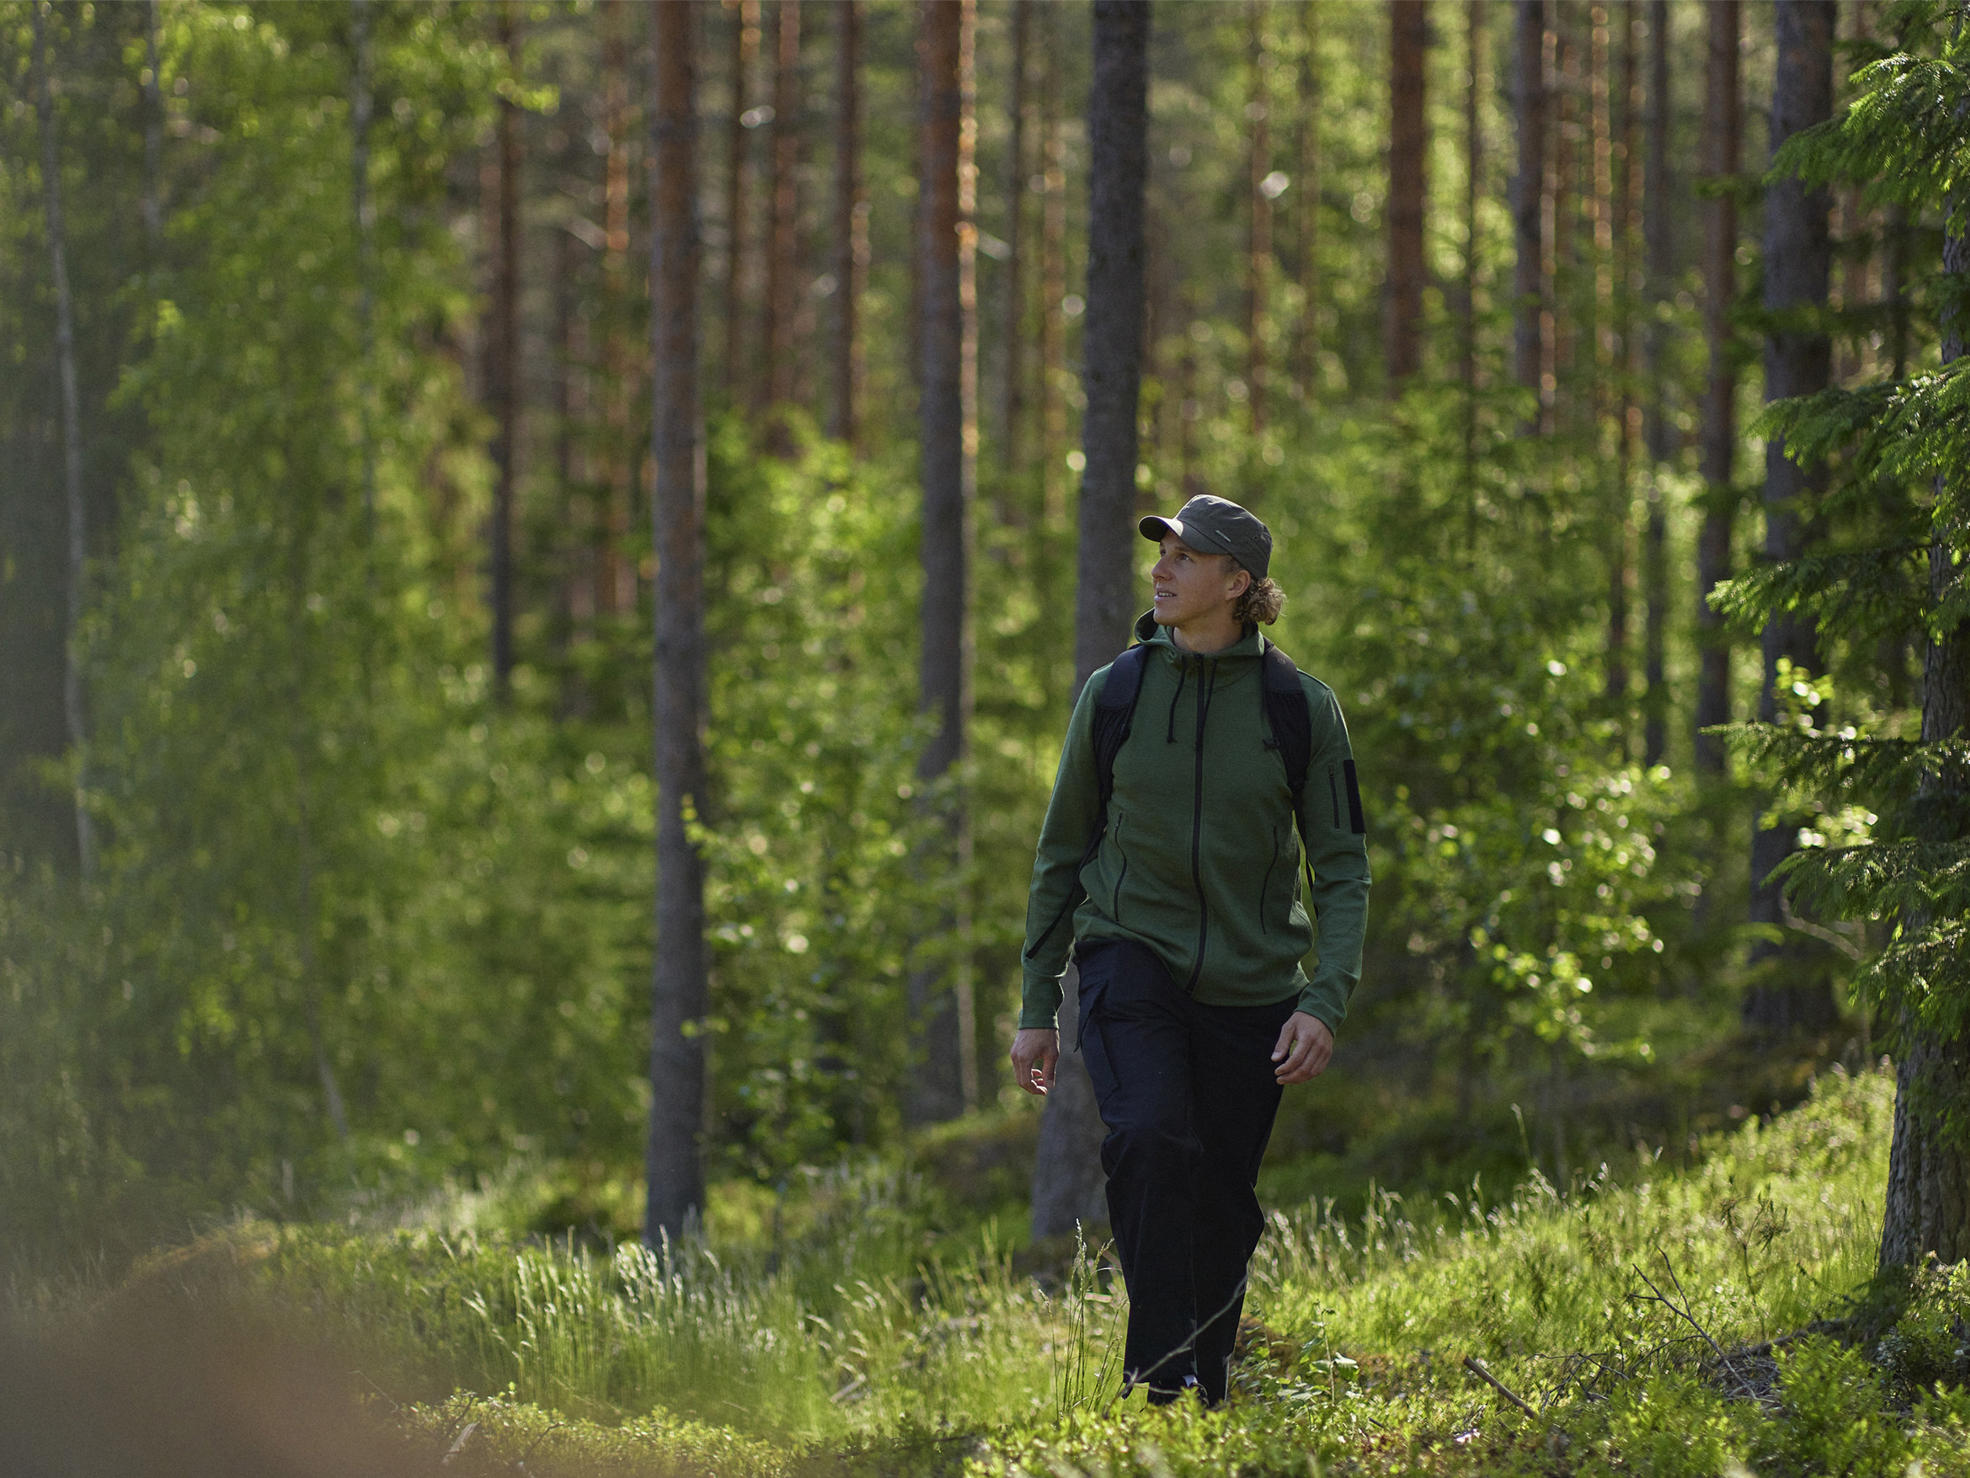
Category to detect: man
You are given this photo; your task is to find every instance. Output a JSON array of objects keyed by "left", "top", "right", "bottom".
[{"left": 1010, "top": 493, "right": 1370, "bottom": 1407}]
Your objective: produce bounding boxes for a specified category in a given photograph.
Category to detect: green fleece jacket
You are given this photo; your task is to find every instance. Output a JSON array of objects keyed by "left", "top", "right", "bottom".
[{"left": 1019, "top": 617, "right": 1371, "bottom": 1033}]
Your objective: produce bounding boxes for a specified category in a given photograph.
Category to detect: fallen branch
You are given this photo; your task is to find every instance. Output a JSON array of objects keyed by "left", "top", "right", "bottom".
[
  {"left": 1462, "top": 1355, "right": 1538, "bottom": 1417},
  {"left": 1631, "top": 1254, "right": 1762, "bottom": 1402}
]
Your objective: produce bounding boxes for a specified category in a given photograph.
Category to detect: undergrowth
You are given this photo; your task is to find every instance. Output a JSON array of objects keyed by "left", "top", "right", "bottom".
[{"left": 14, "top": 1066, "right": 1970, "bottom": 1476}]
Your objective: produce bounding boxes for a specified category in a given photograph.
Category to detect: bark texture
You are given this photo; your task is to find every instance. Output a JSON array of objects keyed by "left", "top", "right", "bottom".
[
  {"left": 1746, "top": 0, "right": 1837, "bottom": 1037},
  {"left": 760, "top": 0, "right": 802, "bottom": 416},
  {"left": 723, "top": 0, "right": 759, "bottom": 398},
  {"left": 1694, "top": 0, "right": 1739, "bottom": 776},
  {"left": 647, "top": 0, "right": 711, "bottom": 1244},
  {"left": 829, "top": 0, "right": 864, "bottom": 448},
  {"left": 1511, "top": 0, "right": 1549, "bottom": 422},
  {"left": 1031, "top": 0, "right": 1151, "bottom": 1243},
  {"left": 1385, "top": 0, "right": 1428, "bottom": 389},
  {"left": 33, "top": 1, "right": 94, "bottom": 881},
  {"left": 487, "top": 5, "right": 521, "bottom": 699},
  {"left": 1247, "top": 2, "right": 1273, "bottom": 428},
  {"left": 908, "top": 0, "right": 978, "bottom": 1126},
  {"left": 1640, "top": 0, "right": 1669, "bottom": 765}
]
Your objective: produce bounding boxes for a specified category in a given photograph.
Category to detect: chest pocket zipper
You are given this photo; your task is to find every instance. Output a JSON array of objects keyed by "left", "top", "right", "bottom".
[{"left": 1259, "top": 823, "right": 1283, "bottom": 933}]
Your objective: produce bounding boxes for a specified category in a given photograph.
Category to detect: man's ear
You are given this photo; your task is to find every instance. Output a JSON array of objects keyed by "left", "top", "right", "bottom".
[{"left": 1226, "top": 564, "right": 1252, "bottom": 601}]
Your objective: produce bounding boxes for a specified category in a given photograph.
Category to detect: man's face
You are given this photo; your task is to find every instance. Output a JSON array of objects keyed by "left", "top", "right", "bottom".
[{"left": 1150, "top": 535, "right": 1246, "bottom": 630}]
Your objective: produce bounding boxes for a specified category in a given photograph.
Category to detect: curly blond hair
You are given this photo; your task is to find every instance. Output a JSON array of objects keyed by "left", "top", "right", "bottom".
[{"left": 1233, "top": 575, "right": 1285, "bottom": 626}]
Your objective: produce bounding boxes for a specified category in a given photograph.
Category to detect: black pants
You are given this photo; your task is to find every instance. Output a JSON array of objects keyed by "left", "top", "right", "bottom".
[{"left": 1076, "top": 939, "right": 1297, "bottom": 1404}]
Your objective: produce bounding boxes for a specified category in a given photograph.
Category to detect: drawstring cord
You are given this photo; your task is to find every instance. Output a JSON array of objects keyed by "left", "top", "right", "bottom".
[{"left": 1165, "top": 658, "right": 1189, "bottom": 743}]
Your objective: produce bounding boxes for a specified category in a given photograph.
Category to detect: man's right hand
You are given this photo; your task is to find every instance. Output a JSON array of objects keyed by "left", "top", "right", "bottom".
[{"left": 1010, "top": 1028, "right": 1060, "bottom": 1096}]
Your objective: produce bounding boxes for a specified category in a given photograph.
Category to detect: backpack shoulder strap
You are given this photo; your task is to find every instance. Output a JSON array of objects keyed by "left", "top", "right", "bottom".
[
  {"left": 1092, "top": 642, "right": 1150, "bottom": 813},
  {"left": 1260, "top": 640, "right": 1323, "bottom": 902},
  {"left": 1260, "top": 641, "right": 1313, "bottom": 811},
  {"left": 1022, "top": 645, "right": 1150, "bottom": 965}
]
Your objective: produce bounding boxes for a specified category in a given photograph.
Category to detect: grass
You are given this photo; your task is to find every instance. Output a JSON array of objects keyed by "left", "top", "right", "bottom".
[{"left": 11, "top": 1065, "right": 1969, "bottom": 1475}]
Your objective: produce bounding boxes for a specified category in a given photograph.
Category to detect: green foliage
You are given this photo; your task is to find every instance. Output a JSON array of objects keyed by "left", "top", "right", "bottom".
[
  {"left": 1720, "top": 0, "right": 1970, "bottom": 1071},
  {"left": 698, "top": 421, "right": 934, "bottom": 1175}
]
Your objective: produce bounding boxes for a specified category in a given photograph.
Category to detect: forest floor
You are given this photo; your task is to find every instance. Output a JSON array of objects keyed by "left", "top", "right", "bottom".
[{"left": 7, "top": 1060, "right": 1969, "bottom": 1476}]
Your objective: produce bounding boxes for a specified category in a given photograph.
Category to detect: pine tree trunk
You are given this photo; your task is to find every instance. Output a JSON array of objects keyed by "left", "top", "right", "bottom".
[
  {"left": 1040, "top": 15, "right": 1068, "bottom": 530},
  {"left": 1288, "top": 0, "right": 1321, "bottom": 404},
  {"left": 1511, "top": 0, "right": 1549, "bottom": 425},
  {"left": 1597, "top": 3, "right": 1629, "bottom": 731},
  {"left": 351, "top": 0, "right": 378, "bottom": 543},
  {"left": 1000, "top": 0, "right": 1030, "bottom": 478},
  {"left": 828, "top": 0, "right": 863, "bottom": 449},
  {"left": 32, "top": 2, "right": 94, "bottom": 882},
  {"left": 647, "top": 0, "right": 711, "bottom": 1245},
  {"left": 486, "top": 5, "right": 522, "bottom": 700},
  {"left": 601, "top": 0, "right": 638, "bottom": 619},
  {"left": 1460, "top": 0, "right": 1482, "bottom": 530},
  {"left": 1879, "top": 151, "right": 1970, "bottom": 1272},
  {"left": 1247, "top": 2, "right": 1272, "bottom": 430},
  {"left": 908, "top": 0, "right": 978, "bottom": 1127},
  {"left": 1746, "top": 0, "right": 1837, "bottom": 1038},
  {"left": 1551, "top": 13, "right": 1579, "bottom": 432},
  {"left": 723, "top": 0, "right": 759, "bottom": 399},
  {"left": 759, "top": 0, "right": 802, "bottom": 420},
  {"left": 1694, "top": 0, "right": 1738, "bottom": 776},
  {"left": 1641, "top": 0, "right": 1669, "bottom": 766},
  {"left": 1386, "top": 0, "right": 1428, "bottom": 390},
  {"left": 1033, "top": 0, "right": 1151, "bottom": 1243}
]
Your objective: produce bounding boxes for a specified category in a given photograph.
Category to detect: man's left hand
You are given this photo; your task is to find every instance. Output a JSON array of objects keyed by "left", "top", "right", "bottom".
[{"left": 1271, "top": 1011, "right": 1333, "bottom": 1084}]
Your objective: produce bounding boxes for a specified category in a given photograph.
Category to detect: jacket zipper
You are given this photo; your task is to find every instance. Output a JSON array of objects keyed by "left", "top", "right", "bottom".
[{"left": 1185, "top": 659, "right": 1214, "bottom": 992}]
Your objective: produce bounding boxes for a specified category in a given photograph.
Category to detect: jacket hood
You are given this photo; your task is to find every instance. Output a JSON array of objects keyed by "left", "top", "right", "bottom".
[{"left": 1132, "top": 609, "right": 1268, "bottom": 659}]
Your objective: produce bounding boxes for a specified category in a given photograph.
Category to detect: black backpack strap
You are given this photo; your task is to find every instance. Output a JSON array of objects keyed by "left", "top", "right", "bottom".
[
  {"left": 1092, "top": 643, "right": 1151, "bottom": 816},
  {"left": 1023, "top": 644, "right": 1150, "bottom": 964},
  {"left": 1259, "top": 640, "right": 1320, "bottom": 898}
]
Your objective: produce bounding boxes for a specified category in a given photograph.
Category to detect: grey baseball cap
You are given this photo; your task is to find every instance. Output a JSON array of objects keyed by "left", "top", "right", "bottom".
[{"left": 1139, "top": 494, "right": 1272, "bottom": 581}]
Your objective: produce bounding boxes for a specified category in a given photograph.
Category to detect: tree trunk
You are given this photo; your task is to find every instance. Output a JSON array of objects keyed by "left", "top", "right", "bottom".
[
  {"left": 999, "top": 0, "right": 1031, "bottom": 478},
  {"left": 828, "top": 0, "right": 864, "bottom": 449},
  {"left": 723, "top": 0, "right": 760, "bottom": 400},
  {"left": 351, "top": 0, "right": 378, "bottom": 545},
  {"left": 1511, "top": 0, "right": 1549, "bottom": 426},
  {"left": 1694, "top": 0, "right": 1738, "bottom": 776},
  {"left": 1640, "top": 0, "right": 1669, "bottom": 766},
  {"left": 1598, "top": 3, "right": 1629, "bottom": 733},
  {"left": 1386, "top": 0, "right": 1427, "bottom": 390},
  {"left": 759, "top": 0, "right": 802, "bottom": 420},
  {"left": 32, "top": 1, "right": 94, "bottom": 882},
  {"left": 1040, "top": 10, "right": 1069, "bottom": 530},
  {"left": 1879, "top": 137, "right": 1970, "bottom": 1272},
  {"left": 486, "top": 5, "right": 522, "bottom": 700},
  {"left": 1031, "top": 0, "right": 1150, "bottom": 1244},
  {"left": 600, "top": 0, "right": 638, "bottom": 620},
  {"left": 1460, "top": 0, "right": 1482, "bottom": 531},
  {"left": 647, "top": 0, "right": 711, "bottom": 1245},
  {"left": 908, "top": 0, "right": 978, "bottom": 1126},
  {"left": 1247, "top": 2, "right": 1272, "bottom": 430},
  {"left": 1746, "top": 0, "right": 1837, "bottom": 1038},
  {"left": 143, "top": 0, "right": 163, "bottom": 255},
  {"left": 1288, "top": 0, "right": 1321, "bottom": 404}
]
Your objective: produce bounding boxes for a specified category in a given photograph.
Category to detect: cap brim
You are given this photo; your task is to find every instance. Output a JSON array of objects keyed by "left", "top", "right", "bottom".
[{"left": 1139, "top": 514, "right": 1181, "bottom": 542}]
